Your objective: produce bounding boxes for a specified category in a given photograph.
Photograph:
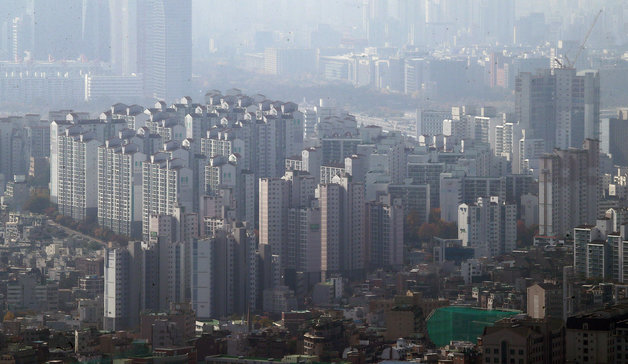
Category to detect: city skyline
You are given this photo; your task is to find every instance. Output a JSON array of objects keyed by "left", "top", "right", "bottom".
[{"left": 0, "top": 1, "right": 628, "bottom": 363}]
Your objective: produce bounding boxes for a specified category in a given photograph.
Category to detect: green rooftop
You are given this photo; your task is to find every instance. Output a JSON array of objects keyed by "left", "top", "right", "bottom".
[{"left": 426, "top": 306, "right": 519, "bottom": 347}]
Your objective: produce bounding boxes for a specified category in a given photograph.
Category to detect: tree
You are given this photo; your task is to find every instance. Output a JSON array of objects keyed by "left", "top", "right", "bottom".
[
  {"left": 428, "top": 208, "right": 441, "bottom": 224},
  {"left": 439, "top": 221, "right": 458, "bottom": 239},
  {"left": 3, "top": 311, "right": 14, "bottom": 321},
  {"left": 418, "top": 223, "right": 439, "bottom": 241},
  {"left": 22, "top": 195, "right": 52, "bottom": 213},
  {"left": 517, "top": 220, "right": 538, "bottom": 247},
  {"left": 405, "top": 209, "right": 422, "bottom": 241}
]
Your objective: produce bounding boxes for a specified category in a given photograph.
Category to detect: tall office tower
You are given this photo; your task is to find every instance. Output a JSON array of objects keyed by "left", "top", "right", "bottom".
[
  {"left": 32, "top": 0, "right": 83, "bottom": 60},
  {"left": 479, "top": 0, "right": 515, "bottom": 45},
  {"left": 82, "top": 0, "right": 110, "bottom": 61},
  {"left": 110, "top": 0, "right": 138, "bottom": 74},
  {"left": 98, "top": 140, "right": 146, "bottom": 238},
  {"left": 365, "top": 196, "right": 404, "bottom": 271},
  {"left": 397, "top": 0, "right": 426, "bottom": 46},
  {"left": 103, "top": 242, "right": 142, "bottom": 331},
  {"left": 539, "top": 139, "right": 599, "bottom": 238},
  {"left": 139, "top": 0, "right": 192, "bottom": 101},
  {"left": 458, "top": 196, "right": 517, "bottom": 258},
  {"left": 56, "top": 127, "right": 100, "bottom": 221},
  {"left": 141, "top": 153, "right": 193, "bottom": 239},
  {"left": 515, "top": 69, "right": 600, "bottom": 151},
  {"left": 320, "top": 175, "right": 366, "bottom": 279}
]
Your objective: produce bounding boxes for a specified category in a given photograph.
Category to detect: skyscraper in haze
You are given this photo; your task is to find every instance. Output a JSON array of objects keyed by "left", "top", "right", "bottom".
[
  {"left": 139, "top": 0, "right": 192, "bottom": 101},
  {"left": 33, "top": 0, "right": 83, "bottom": 60},
  {"left": 83, "top": 0, "right": 111, "bottom": 62},
  {"left": 110, "top": 0, "right": 138, "bottom": 74}
]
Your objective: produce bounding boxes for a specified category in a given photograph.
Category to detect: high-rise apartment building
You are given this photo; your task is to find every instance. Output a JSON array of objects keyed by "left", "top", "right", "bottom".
[
  {"left": 365, "top": 196, "right": 404, "bottom": 270},
  {"left": 191, "top": 224, "right": 257, "bottom": 320},
  {"left": 458, "top": 196, "right": 517, "bottom": 258},
  {"left": 141, "top": 153, "right": 194, "bottom": 238},
  {"left": 258, "top": 177, "right": 290, "bottom": 273},
  {"left": 516, "top": 68, "right": 600, "bottom": 151},
  {"left": 259, "top": 170, "right": 317, "bottom": 280},
  {"left": 539, "top": 139, "right": 599, "bottom": 238},
  {"left": 320, "top": 175, "right": 366, "bottom": 278},
  {"left": 606, "top": 109, "right": 628, "bottom": 166},
  {"left": 56, "top": 126, "right": 100, "bottom": 221},
  {"left": 98, "top": 140, "right": 146, "bottom": 238},
  {"left": 103, "top": 242, "right": 142, "bottom": 331},
  {"left": 50, "top": 114, "right": 127, "bottom": 204}
]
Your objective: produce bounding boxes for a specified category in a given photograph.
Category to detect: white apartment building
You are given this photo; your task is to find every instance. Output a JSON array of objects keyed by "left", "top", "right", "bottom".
[
  {"left": 57, "top": 126, "right": 100, "bottom": 221},
  {"left": 458, "top": 196, "right": 517, "bottom": 258},
  {"left": 141, "top": 153, "right": 193, "bottom": 238},
  {"left": 98, "top": 139, "right": 146, "bottom": 238}
]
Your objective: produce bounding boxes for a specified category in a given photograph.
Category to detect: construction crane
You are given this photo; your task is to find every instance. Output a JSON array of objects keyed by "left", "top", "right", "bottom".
[{"left": 554, "top": 9, "right": 602, "bottom": 69}]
